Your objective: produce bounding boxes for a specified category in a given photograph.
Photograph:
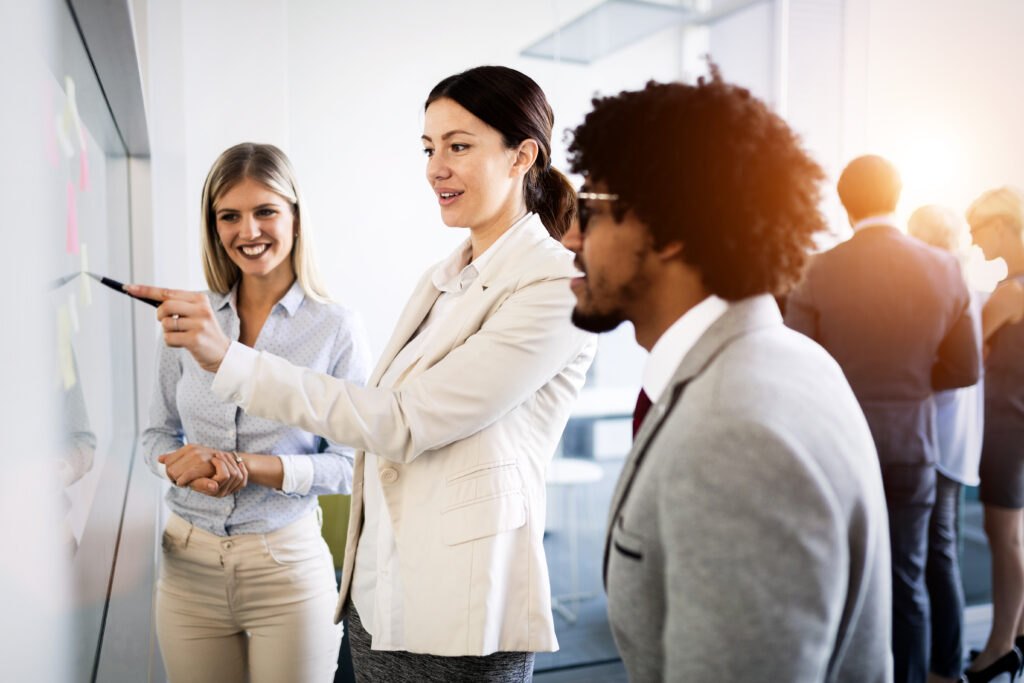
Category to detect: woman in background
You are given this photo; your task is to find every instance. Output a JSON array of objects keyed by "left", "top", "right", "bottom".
[
  {"left": 964, "top": 186, "right": 1024, "bottom": 682},
  {"left": 907, "top": 205, "right": 984, "bottom": 683},
  {"left": 140, "top": 143, "right": 371, "bottom": 682},
  {"left": 131, "top": 66, "right": 595, "bottom": 682}
]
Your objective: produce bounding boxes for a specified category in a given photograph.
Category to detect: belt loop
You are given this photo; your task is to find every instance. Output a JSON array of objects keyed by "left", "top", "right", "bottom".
[{"left": 315, "top": 505, "right": 324, "bottom": 529}]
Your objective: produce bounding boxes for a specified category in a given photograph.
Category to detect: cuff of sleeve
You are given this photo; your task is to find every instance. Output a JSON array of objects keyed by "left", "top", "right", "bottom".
[
  {"left": 278, "top": 454, "right": 315, "bottom": 495},
  {"left": 158, "top": 460, "right": 170, "bottom": 482},
  {"left": 211, "top": 341, "right": 259, "bottom": 406}
]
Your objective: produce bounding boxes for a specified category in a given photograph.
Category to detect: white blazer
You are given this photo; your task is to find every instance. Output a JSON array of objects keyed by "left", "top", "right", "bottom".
[{"left": 213, "top": 214, "right": 595, "bottom": 656}]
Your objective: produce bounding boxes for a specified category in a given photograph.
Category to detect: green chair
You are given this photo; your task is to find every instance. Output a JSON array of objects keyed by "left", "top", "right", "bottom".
[
  {"left": 319, "top": 494, "right": 355, "bottom": 683},
  {"left": 319, "top": 493, "right": 351, "bottom": 571}
]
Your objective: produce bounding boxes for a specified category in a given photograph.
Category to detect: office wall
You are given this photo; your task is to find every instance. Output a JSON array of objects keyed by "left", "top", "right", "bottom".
[{"left": 845, "top": 0, "right": 1024, "bottom": 227}]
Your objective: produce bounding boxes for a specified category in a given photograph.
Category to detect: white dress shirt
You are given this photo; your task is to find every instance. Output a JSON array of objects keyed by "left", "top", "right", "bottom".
[
  {"left": 642, "top": 295, "right": 728, "bottom": 402},
  {"left": 351, "top": 215, "right": 527, "bottom": 649}
]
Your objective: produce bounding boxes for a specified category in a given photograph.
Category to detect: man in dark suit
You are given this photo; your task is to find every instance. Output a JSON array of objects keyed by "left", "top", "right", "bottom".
[
  {"left": 785, "top": 155, "right": 981, "bottom": 682},
  {"left": 561, "top": 69, "right": 893, "bottom": 681}
]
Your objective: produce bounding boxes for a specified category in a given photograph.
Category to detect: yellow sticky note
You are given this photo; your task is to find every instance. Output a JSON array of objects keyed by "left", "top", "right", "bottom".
[
  {"left": 68, "top": 292, "right": 80, "bottom": 333},
  {"left": 80, "top": 243, "right": 91, "bottom": 306},
  {"left": 55, "top": 112, "right": 74, "bottom": 158},
  {"left": 57, "top": 305, "right": 76, "bottom": 390}
]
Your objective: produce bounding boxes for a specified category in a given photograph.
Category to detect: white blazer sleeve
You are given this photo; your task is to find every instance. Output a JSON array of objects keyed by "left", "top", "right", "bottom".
[{"left": 213, "top": 276, "right": 593, "bottom": 463}]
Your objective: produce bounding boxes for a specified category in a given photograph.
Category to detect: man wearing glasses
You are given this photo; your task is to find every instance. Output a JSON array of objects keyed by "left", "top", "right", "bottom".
[{"left": 560, "top": 69, "right": 893, "bottom": 682}]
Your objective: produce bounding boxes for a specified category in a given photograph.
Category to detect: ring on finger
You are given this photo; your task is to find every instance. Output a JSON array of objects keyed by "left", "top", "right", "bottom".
[{"left": 172, "top": 314, "right": 180, "bottom": 332}]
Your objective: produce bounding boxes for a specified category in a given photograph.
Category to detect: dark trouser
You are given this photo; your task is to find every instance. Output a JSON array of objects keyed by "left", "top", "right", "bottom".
[
  {"left": 883, "top": 462, "right": 937, "bottom": 683},
  {"left": 345, "top": 601, "right": 535, "bottom": 683},
  {"left": 926, "top": 473, "right": 965, "bottom": 679}
]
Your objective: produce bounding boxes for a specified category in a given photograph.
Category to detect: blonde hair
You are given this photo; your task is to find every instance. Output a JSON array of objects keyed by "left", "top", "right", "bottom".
[
  {"left": 200, "top": 142, "right": 331, "bottom": 302},
  {"left": 907, "top": 205, "right": 965, "bottom": 254},
  {"left": 966, "top": 185, "right": 1024, "bottom": 235}
]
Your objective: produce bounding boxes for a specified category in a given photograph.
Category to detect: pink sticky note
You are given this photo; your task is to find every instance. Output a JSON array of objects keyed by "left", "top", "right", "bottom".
[
  {"left": 66, "top": 181, "right": 79, "bottom": 254},
  {"left": 78, "top": 129, "right": 90, "bottom": 191}
]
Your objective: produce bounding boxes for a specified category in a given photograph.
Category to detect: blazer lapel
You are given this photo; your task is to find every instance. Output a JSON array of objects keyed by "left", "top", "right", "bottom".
[
  {"left": 602, "top": 295, "right": 783, "bottom": 583},
  {"left": 404, "top": 216, "right": 553, "bottom": 374}
]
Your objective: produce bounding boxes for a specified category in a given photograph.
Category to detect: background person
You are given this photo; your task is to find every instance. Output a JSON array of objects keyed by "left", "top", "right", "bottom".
[
  {"left": 907, "top": 204, "right": 984, "bottom": 683},
  {"left": 963, "top": 186, "right": 1024, "bottom": 681},
  {"left": 785, "top": 154, "right": 981, "bottom": 683}
]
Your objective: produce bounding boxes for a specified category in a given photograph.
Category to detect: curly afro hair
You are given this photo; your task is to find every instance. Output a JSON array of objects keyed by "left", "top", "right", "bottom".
[{"left": 567, "top": 66, "right": 826, "bottom": 300}]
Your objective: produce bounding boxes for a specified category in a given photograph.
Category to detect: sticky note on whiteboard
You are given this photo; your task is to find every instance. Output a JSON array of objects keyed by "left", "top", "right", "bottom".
[
  {"left": 79, "top": 129, "right": 90, "bottom": 191},
  {"left": 55, "top": 113, "right": 74, "bottom": 159},
  {"left": 68, "top": 292, "right": 80, "bottom": 333},
  {"left": 57, "top": 305, "right": 77, "bottom": 390}
]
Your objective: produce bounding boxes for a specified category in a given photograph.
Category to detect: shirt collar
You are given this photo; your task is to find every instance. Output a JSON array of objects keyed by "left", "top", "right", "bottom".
[
  {"left": 642, "top": 294, "right": 729, "bottom": 403},
  {"left": 212, "top": 278, "right": 306, "bottom": 316},
  {"left": 431, "top": 212, "right": 532, "bottom": 294},
  {"left": 852, "top": 213, "right": 898, "bottom": 233}
]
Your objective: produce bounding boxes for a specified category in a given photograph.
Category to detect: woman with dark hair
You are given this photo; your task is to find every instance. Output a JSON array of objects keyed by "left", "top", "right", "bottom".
[{"left": 129, "top": 66, "right": 595, "bottom": 681}]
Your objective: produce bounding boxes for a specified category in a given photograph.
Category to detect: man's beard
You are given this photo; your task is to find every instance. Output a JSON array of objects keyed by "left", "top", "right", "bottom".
[{"left": 570, "top": 307, "right": 626, "bottom": 333}]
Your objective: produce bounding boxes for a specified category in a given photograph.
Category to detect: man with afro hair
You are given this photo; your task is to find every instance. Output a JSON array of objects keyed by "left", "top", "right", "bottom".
[{"left": 562, "top": 67, "right": 893, "bottom": 681}]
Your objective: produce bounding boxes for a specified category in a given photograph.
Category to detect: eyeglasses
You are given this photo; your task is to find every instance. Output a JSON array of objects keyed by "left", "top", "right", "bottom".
[{"left": 577, "top": 191, "right": 620, "bottom": 233}]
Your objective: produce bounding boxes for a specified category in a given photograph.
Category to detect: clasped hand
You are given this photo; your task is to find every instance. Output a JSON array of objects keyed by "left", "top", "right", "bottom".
[
  {"left": 159, "top": 444, "right": 248, "bottom": 497},
  {"left": 125, "top": 285, "right": 230, "bottom": 373}
]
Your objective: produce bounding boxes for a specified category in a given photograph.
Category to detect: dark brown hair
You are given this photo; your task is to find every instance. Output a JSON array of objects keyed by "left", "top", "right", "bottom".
[
  {"left": 567, "top": 66, "right": 827, "bottom": 299},
  {"left": 426, "top": 66, "right": 575, "bottom": 239}
]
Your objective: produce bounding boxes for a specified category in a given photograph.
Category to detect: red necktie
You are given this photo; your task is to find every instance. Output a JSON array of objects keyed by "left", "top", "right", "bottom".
[{"left": 633, "top": 389, "right": 652, "bottom": 439}]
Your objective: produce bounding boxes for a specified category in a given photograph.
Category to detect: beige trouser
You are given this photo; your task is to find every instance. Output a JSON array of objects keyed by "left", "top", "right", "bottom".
[{"left": 156, "top": 512, "right": 342, "bottom": 683}]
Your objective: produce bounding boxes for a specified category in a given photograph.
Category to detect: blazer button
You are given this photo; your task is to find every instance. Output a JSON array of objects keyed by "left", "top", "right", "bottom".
[{"left": 379, "top": 468, "right": 399, "bottom": 484}]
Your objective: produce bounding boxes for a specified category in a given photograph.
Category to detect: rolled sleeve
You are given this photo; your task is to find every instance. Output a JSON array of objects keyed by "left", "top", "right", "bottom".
[{"left": 278, "top": 454, "right": 315, "bottom": 495}]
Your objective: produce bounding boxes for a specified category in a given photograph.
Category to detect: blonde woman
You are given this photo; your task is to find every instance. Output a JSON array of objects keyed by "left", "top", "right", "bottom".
[
  {"left": 964, "top": 186, "right": 1024, "bottom": 682},
  {"left": 140, "top": 143, "right": 371, "bottom": 682}
]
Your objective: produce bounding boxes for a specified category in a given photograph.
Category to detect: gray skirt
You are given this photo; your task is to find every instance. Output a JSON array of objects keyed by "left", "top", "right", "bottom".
[
  {"left": 346, "top": 601, "right": 535, "bottom": 683},
  {"left": 979, "top": 430, "right": 1024, "bottom": 509}
]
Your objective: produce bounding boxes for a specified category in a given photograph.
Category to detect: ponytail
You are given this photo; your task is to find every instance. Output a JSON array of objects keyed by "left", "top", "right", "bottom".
[{"left": 526, "top": 164, "right": 577, "bottom": 240}]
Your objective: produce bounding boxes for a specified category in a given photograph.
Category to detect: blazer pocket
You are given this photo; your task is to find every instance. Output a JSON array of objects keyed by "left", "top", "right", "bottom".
[
  {"left": 444, "top": 460, "right": 524, "bottom": 504},
  {"left": 441, "top": 490, "right": 527, "bottom": 546},
  {"left": 611, "top": 517, "right": 645, "bottom": 561}
]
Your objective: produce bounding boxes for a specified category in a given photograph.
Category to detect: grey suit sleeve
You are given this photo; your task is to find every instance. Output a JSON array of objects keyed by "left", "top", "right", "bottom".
[
  {"left": 932, "top": 282, "right": 981, "bottom": 391},
  {"left": 660, "top": 417, "right": 847, "bottom": 682}
]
